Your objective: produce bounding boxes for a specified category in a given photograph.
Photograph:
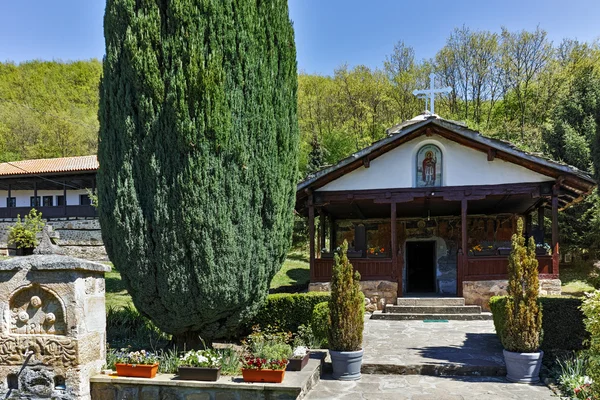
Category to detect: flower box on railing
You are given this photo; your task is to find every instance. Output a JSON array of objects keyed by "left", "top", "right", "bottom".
[
  {"left": 178, "top": 366, "right": 221, "bottom": 381},
  {"left": 115, "top": 363, "right": 159, "bottom": 379},
  {"left": 242, "top": 368, "right": 285, "bottom": 383}
]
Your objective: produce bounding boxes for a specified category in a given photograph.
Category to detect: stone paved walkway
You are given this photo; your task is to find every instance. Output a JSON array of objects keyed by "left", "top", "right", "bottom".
[
  {"left": 362, "top": 318, "right": 506, "bottom": 375},
  {"left": 304, "top": 374, "right": 557, "bottom": 399}
]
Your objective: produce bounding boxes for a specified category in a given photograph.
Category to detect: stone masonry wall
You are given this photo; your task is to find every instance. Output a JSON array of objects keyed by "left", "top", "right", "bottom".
[
  {"left": 463, "top": 279, "right": 562, "bottom": 311},
  {"left": 309, "top": 280, "right": 398, "bottom": 311},
  {"left": 0, "top": 217, "right": 107, "bottom": 261}
]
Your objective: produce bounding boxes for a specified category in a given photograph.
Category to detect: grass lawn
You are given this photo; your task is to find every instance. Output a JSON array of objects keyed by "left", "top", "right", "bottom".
[
  {"left": 560, "top": 260, "right": 597, "bottom": 296},
  {"left": 105, "top": 251, "right": 310, "bottom": 309}
]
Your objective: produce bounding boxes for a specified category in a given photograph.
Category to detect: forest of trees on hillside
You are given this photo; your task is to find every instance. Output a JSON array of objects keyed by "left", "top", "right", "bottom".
[{"left": 1, "top": 26, "right": 599, "bottom": 251}]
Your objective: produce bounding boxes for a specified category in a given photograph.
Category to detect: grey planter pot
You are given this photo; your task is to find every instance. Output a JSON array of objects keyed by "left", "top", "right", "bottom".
[
  {"left": 329, "top": 349, "right": 363, "bottom": 381},
  {"left": 503, "top": 349, "right": 544, "bottom": 383}
]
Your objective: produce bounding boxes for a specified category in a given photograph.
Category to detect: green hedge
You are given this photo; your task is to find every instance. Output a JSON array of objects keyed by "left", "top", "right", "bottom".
[
  {"left": 489, "top": 296, "right": 589, "bottom": 352},
  {"left": 250, "top": 292, "right": 331, "bottom": 333}
]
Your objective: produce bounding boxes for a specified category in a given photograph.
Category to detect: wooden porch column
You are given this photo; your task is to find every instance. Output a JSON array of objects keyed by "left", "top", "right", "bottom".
[
  {"left": 329, "top": 216, "right": 336, "bottom": 253},
  {"left": 63, "top": 181, "right": 68, "bottom": 216},
  {"left": 318, "top": 209, "right": 326, "bottom": 257},
  {"left": 7, "top": 184, "right": 11, "bottom": 208},
  {"left": 525, "top": 213, "right": 532, "bottom": 240},
  {"left": 459, "top": 199, "right": 468, "bottom": 297},
  {"left": 33, "top": 181, "right": 38, "bottom": 207},
  {"left": 552, "top": 191, "right": 560, "bottom": 276},
  {"left": 537, "top": 206, "right": 545, "bottom": 244},
  {"left": 391, "top": 202, "right": 400, "bottom": 296},
  {"left": 308, "top": 197, "right": 315, "bottom": 282}
]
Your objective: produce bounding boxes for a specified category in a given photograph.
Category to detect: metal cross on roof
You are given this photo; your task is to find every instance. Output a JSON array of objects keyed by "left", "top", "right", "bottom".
[{"left": 412, "top": 73, "right": 452, "bottom": 116}]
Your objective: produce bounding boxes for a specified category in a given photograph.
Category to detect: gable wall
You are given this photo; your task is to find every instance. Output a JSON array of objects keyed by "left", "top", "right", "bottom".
[{"left": 317, "top": 135, "right": 554, "bottom": 191}]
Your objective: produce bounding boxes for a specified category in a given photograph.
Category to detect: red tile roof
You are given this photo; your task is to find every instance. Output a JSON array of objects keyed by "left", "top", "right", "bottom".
[{"left": 0, "top": 155, "right": 98, "bottom": 177}]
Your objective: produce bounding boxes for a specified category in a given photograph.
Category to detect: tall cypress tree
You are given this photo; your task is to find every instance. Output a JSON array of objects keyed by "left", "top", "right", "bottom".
[{"left": 99, "top": 0, "right": 298, "bottom": 343}]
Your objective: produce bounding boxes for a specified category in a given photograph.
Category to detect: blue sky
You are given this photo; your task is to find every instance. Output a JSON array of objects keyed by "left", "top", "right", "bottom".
[{"left": 1, "top": 0, "right": 599, "bottom": 75}]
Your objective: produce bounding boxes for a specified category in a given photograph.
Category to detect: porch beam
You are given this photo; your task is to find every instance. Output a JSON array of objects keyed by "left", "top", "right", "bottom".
[
  {"left": 316, "top": 183, "right": 548, "bottom": 205},
  {"left": 308, "top": 196, "right": 315, "bottom": 282},
  {"left": 351, "top": 202, "right": 366, "bottom": 219},
  {"left": 459, "top": 198, "right": 467, "bottom": 297}
]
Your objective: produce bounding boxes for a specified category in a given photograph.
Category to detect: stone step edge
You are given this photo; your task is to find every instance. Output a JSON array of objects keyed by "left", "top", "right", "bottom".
[
  {"left": 397, "top": 298, "right": 465, "bottom": 306},
  {"left": 321, "top": 360, "right": 505, "bottom": 377},
  {"left": 384, "top": 305, "right": 482, "bottom": 314},
  {"left": 370, "top": 311, "right": 493, "bottom": 320}
]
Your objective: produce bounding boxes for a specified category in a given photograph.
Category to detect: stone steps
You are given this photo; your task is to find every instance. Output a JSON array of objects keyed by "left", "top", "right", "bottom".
[
  {"left": 384, "top": 305, "right": 482, "bottom": 314},
  {"left": 370, "top": 311, "right": 494, "bottom": 321},
  {"left": 396, "top": 297, "right": 465, "bottom": 306}
]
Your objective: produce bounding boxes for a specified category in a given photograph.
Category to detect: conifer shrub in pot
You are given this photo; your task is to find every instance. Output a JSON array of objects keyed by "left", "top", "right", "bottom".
[
  {"left": 328, "top": 240, "right": 364, "bottom": 381},
  {"left": 501, "top": 219, "right": 543, "bottom": 383}
]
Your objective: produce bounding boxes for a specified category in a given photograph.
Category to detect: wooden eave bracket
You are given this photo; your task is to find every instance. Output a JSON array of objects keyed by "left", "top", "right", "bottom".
[
  {"left": 362, "top": 156, "right": 371, "bottom": 168},
  {"left": 487, "top": 148, "right": 497, "bottom": 162}
]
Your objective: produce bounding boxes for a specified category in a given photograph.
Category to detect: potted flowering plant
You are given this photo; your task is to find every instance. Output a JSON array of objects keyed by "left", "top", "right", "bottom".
[
  {"left": 178, "top": 349, "right": 222, "bottom": 381},
  {"left": 287, "top": 346, "right": 310, "bottom": 371},
  {"left": 535, "top": 243, "right": 551, "bottom": 256},
  {"left": 114, "top": 349, "right": 160, "bottom": 378},
  {"left": 367, "top": 246, "right": 386, "bottom": 258},
  {"left": 470, "top": 244, "right": 496, "bottom": 256},
  {"left": 241, "top": 326, "right": 291, "bottom": 383}
]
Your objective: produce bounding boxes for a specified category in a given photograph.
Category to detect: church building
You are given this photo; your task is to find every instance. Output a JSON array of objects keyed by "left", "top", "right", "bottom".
[{"left": 296, "top": 114, "right": 596, "bottom": 310}]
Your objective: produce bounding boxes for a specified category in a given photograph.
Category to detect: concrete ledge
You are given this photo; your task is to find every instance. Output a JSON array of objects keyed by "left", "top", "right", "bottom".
[{"left": 90, "top": 357, "right": 322, "bottom": 400}]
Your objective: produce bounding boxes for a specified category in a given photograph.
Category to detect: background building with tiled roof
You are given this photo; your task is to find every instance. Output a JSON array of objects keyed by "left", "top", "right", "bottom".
[{"left": 0, "top": 155, "right": 105, "bottom": 259}]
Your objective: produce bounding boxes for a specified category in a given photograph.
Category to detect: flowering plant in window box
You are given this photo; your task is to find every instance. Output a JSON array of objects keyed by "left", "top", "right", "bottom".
[
  {"left": 178, "top": 349, "right": 222, "bottom": 381},
  {"left": 367, "top": 246, "right": 387, "bottom": 257},
  {"left": 241, "top": 326, "right": 291, "bottom": 383},
  {"left": 114, "top": 349, "right": 160, "bottom": 378},
  {"left": 470, "top": 244, "right": 496, "bottom": 256},
  {"left": 287, "top": 346, "right": 310, "bottom": 371}
]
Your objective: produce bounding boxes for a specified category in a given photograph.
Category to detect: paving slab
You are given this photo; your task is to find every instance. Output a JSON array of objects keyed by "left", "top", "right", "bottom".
[
  {"left": 304, "top": 374, "right": 556, "bottom": 400},
  {"left": 361, "top": 318, "right": 506, "bottom": 376}
]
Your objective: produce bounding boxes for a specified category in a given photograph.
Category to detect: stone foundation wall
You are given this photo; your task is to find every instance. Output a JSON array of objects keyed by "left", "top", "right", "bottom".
[
  {"left": 0, "top": 217, "right": 107, "bottom": 261},
  {"left": 463, "top": 279, "right": 562, "bottom": 311},
  {"left": 309, "top": 280, "right": 398, "bottom": 311}
]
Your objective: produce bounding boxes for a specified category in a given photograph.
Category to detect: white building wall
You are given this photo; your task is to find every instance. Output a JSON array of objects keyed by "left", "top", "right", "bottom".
[
  {"left": 0, "top": 189, "right": 90, "bottom": 207},
  {"left": 317, "top": 135, "right": 554, "bottom": 191}
]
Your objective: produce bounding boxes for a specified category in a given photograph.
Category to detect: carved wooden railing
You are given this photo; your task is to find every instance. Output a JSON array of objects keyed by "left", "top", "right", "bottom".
[
  {"left": 462, "top": 255, "right": 557, "bottom": 281},
  {"left": 313, "top": 258, "right": 394, "bottom": 282}
]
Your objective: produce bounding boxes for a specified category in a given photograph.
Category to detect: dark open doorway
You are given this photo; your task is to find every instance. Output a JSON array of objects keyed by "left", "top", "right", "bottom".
[{"left": 406, "top": 241, "right": 436, "bottom": 293}]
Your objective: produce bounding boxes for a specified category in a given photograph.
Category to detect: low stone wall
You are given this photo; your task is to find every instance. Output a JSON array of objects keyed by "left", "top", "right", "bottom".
[
  {"left": 0, "top": 217, "right": 107, "bottom": 261},
  {"left": 308, "top": 280, "right": 398, "bottom": 310},
  {"left": 463, "top": 279, "right": 562, "bottom": 311}
]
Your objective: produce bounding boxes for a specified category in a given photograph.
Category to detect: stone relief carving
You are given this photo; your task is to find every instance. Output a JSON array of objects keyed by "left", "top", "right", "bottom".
[
  {"left": 9, "top": 286, "right": 66, "bottom": 335},
  {"left": 0, "top": 335, "right": 77, "bottom": 367}
]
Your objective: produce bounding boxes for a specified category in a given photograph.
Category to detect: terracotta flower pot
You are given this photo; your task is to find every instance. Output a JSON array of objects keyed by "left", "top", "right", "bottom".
[
  {"left": 178, "top": 366, "right": 221, "bottom": 381},
  {"left": 287, "top": 353, "right": 309, "bottom": 371},
  {"left": 115, "top": 363, "right": 159, "bottom": 378},
  {"left": 242, "top": 368, "right": 285, "bottom": 383}
]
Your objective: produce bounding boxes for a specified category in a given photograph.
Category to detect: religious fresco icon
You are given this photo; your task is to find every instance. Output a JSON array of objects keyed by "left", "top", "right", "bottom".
[{"left": 416, "top": 144, "right": 442, "bottom": 187}]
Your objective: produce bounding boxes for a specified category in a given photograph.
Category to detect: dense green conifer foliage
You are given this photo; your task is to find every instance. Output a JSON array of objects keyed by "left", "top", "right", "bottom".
[
  {"left": 328, "top": 240, "right": 364, "bottom": 351},
  {"left": 503, "top": 219, "right": 543, "bottom": 353},
  {"left": 98, "top": 0, "right": 298, "bottom": 342}
]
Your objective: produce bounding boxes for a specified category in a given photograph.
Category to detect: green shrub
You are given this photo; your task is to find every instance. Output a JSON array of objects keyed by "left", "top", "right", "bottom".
[
  {"left": 311, "top": 302, "right": 330, "bottom": 348},
  {"left": 250, "top": 292, "right": 331, "bottom": 334},
  {"left": 106, "top": 305, "right": 171, "bottom": 350},
  {"left": 580, "top": 290, "right": 600, "bottom": 394},
  {"left": 490, "top": 296, "right": 589, "bottom": 353},
  {"left": 8, "top": 209, "right": 44, "bottom": 249},
  {"left": 328, "top": 240, "right": 364, "bottom": 352}
]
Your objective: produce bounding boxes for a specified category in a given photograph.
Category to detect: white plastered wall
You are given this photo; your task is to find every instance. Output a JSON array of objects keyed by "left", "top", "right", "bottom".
[
  {"left": 317, "top": 135, "right": 554, "bottom": 191},
  {"left": 0, "top": 190, "right": 90, "bottom": 207}
]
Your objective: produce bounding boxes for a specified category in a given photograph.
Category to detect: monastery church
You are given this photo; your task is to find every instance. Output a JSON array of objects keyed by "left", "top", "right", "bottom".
[{"left": 296, "top": 82, "right": 595, "bottom": 312}]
